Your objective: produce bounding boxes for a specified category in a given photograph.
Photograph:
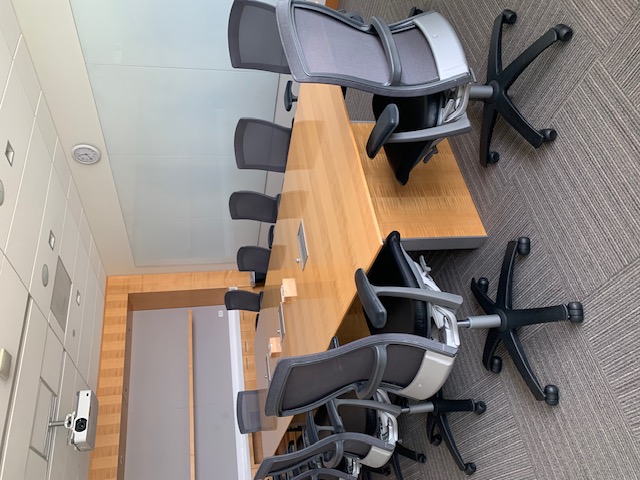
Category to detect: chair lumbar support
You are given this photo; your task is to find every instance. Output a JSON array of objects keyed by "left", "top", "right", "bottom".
[
  {"left": 470, "top": 237, "right": 584, "bottom": 406},
  {"left": 469, "top": 9, "right": 573, "bottom": 167}
]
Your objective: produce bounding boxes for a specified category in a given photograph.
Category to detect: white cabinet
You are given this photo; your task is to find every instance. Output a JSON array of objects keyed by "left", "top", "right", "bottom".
[
  {"left": 35, "top": 96, "right": 56, "bottom": 158},
  {"left": 5, "top": 128, "right": 52, "bottom": 287},
  {"left": 0, "top": 32, "right": 11, "bottom": 98},
  {"left": 0, "top": 68, "right": 36, "bottom": 252},
  {"left": 0, "top": 300, "right": 47, "bottom": 480},
  {"left": 78, "top": 271, "right": 98, "bottom": 383},
  {"left": 40, "top": 325, "right": 63, "bottom": 395},
  {"left": 0, "top": 255, "right": 29, "bottom": 431},
  {"left": 0, "top": 0, "right": 20, "bottom": 56},
  {"left": 47, "top": 353, "right": 76, "bottom": 480},
  {"left": 52, "top": 141, "right": 70, "bottom": 194},
  {"left": 58, "top": 203, "right": 78, "bottom": 283},
  {"left": 29, "top": 167, "right": 66, "bottom": 318},
  {"left": 13, "top": 36, "right": 40, "bottom": 114},
  {"left": 24, "top": 450, "right": 47, "bottom": 480},
  {"left": 88, "top": 290, "right": 105, "bottom": 391},
  {"left": 30, "top": 380, "right": 53, "bottom": 457},
  {"left": 78, "top": 210, "right": 92, "bottom": 255},
  {"left": 65, "top": 241, "right": 89, "bottom": 364}
]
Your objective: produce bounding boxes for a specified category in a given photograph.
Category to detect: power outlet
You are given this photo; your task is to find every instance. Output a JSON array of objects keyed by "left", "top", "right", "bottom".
[{"left": 218, "top": 310, "right": 223, "bottom": 318}]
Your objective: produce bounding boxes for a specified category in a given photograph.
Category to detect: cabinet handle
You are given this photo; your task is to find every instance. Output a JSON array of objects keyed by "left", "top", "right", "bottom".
[{"left": 244, "top": 357, "right": 248, "bottom": 369}]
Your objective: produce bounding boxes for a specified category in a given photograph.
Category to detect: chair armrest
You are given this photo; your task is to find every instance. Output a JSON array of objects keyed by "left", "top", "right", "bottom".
[
  {"left": 370, "top": 17, "right": 402, "bottom": 85},
  {"left": 375, "top": 285, "right": 463, "bottom": 310},
  {"left": 333, "top": 398, "right": 403, "bottom": 417},
  {"left": 385, "top": 113, "right": 472, "bottom": 143},
  {"left": 366, "top": 103, "right": 399, "bottom": 158},
  {"left": 355, "top": 268, "right": 387, "bottom": 328}
]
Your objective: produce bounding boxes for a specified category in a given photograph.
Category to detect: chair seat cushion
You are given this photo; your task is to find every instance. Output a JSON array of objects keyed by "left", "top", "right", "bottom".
[{"left": 364, "top": 231, "right": 430, "bottom": 336}]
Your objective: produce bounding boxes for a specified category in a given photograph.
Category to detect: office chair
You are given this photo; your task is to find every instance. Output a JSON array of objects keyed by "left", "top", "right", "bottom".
[
  {"left": 255, "top": 431, "right": 393, "bottom": 480},
  {"left": 475, "top": 10, "right": 573, "bottom": 166},
  {"left": 228, "top": 0, "right": 301, "bottom": 112},
  {"left": 224, "top": 290, "right": 262, "bottom": 313},
  {"left": 225, "top": 290, "right": 263, "bottom": 329},
  {"left": 470, "top": 237, "right": 584, "bottom": 405},
  {"left": 355, "top": 231, "right": 496, "bottom": 475},
  {"left": 275, "top": 1, "right": 573, "bottom": 182},
  {"left": 228, "top": 0, "right": 290, "bottom": 74},
  {"left": 234, "top": 118, "right": 292, "bottom": 173},
  {"left": 264, "top": 333, "right": 490, "bottom": 476},
  {"left": 236, "top": 246, "right": 271, "bottom": 286},
  {"left": 308, "top": 341, "right": 425, "bottom": 480},
  {"left": 229, "top": 191, "right": 280, "bottom": 223}
]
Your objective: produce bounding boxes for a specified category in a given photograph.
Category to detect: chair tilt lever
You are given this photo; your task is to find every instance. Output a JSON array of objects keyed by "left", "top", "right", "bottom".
[
  {"left": 470, "top": 237, "right": 584, "bottom": 406},
  {"left": 469, "top": 9, "right": 573, "bottom": 167}
]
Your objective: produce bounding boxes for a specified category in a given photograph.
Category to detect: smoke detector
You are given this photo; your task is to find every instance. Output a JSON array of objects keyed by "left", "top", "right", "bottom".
[{"left": 71, "top": 144, "right": 101, "bottom": 165}]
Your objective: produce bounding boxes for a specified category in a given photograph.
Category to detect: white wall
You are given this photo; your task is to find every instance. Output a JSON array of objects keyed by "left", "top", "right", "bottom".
[{"left": 0, "top": 3, "right": 106, "bottom": 479}]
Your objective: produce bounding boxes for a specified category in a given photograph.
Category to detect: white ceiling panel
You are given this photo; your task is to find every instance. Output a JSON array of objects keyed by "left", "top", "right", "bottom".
[
  {"left": 86, "top": 65, "right": 279, "bottom": 156},
  {"left": 110, "top": 154, "right": 267, "bottom": 266}
]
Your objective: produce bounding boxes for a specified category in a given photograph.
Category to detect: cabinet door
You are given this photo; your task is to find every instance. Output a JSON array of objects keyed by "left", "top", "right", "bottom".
[
  {"left": 0, "top": 30, "right": 10, "bottom": 97},
  {"left": 77, "top": 271, "right": 98, "bottom": 383},
  {"left": 4, "top": 129, "right": 52, "bottom": 287},
  {"left": 65, "top": 241, "right": 89, "bottom": 364},
  {"left": 0, "top": 300, "right": 47, "bottom": 480},
  {"left": 47, "top": 353, "right": 76, "bottom": 480},
  {"left": 0, "top": 255, "right": 29, "bottom": 435},
  {"left": 29, "top": 167, "right": 66, "bottom": 318},
  {"left": 0, "top": 68, "right": 36, "bottom": 252}
]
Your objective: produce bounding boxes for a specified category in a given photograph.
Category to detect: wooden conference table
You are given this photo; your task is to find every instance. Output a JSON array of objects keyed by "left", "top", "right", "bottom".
[{"left": 252, "top": 83, "right": 485, "bottom": 459}]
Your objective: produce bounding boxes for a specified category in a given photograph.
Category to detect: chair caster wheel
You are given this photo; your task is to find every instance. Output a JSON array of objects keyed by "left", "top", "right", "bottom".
[
  {"left": 477, "top": 277, "right": 489, "bottom": 293},
  {"left": 544, "top": 385, "right": 559, "bottom": 406},
  {"left": 474, "top": 401, "right": 487, "bottom": 414},
  {"left": 568, "top": 302, "right": 584, "bottom": 323},
  {"left": 540, "top": 128, "right": 557, "bottom": 142},
  {"left": 487, "top": 151, "right": 500, "bottom": 164},
  {"left": 409, "top": 7, "right": 424, "bottom": 16},
  {"left": 502, "top": 9, "right": 517, "bottom": 24},
  {"left": 554, "top": 24, "right": 573, "bottom": 42},
  {"left": 418, "top": 454, "right": 427, "bottom": 463},
  {"left": 490, "top": 356, "right": 502, "bottom": 374},
  {"left": 381, "top": 466, "right": 391, "bottom": 476},
  {"left": 431, "top": 434, "right": 442, "bottom": 446},
  {"left": 517, "top": 237, "right": 531, "bottom": 255},
  {"left": 464, "top": 462, "right": 477, "bottom": 475}
]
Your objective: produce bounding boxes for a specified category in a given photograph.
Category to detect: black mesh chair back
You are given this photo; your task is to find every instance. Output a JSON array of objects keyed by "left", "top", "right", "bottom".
[
  {"left": 224, "top": 290, "right": 263, "bottom": 312},
  {"left": 255, "top": 432, "right": 391, "bottom": 480},
  {"left": 235, "top": 118, "right": 292, "bottom": 173},
  {"left": 276, "top": 0, "right": 471, "bottom": 97},
  {"left": 229, "top": 191, "right": 280, "bottom": 223},
  {"left": 237, "top": 390, "right": 262, "bottom": 434},
  {"left": 237, "top": 246, "right": 271, "bottom": 277},
  {"left": 228, "top": 0, "right": 291, "bottom": 74},
  {"left": 265, "top": 333, "right": 455, "bottom": 417}
]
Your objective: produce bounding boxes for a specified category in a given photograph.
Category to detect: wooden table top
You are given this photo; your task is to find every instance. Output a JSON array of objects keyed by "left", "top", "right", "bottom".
[{"left": 253, "top": 83, "right": 485, "bottom": 458}]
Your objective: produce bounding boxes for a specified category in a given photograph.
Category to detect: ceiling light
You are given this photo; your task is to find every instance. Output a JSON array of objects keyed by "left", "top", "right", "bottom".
[{"left": 72, "top": 144, "right": 101, "bottom": 165}]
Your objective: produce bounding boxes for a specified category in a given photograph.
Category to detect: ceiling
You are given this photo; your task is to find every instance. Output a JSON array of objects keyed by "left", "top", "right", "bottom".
[{"left": 11, "top": 0, "right": 285, "bottom": 274}]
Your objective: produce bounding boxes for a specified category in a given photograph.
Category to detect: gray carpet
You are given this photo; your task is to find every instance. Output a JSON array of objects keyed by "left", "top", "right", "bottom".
[{"left": 338, "top": 0, "right": 640, "bottom": 478}]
